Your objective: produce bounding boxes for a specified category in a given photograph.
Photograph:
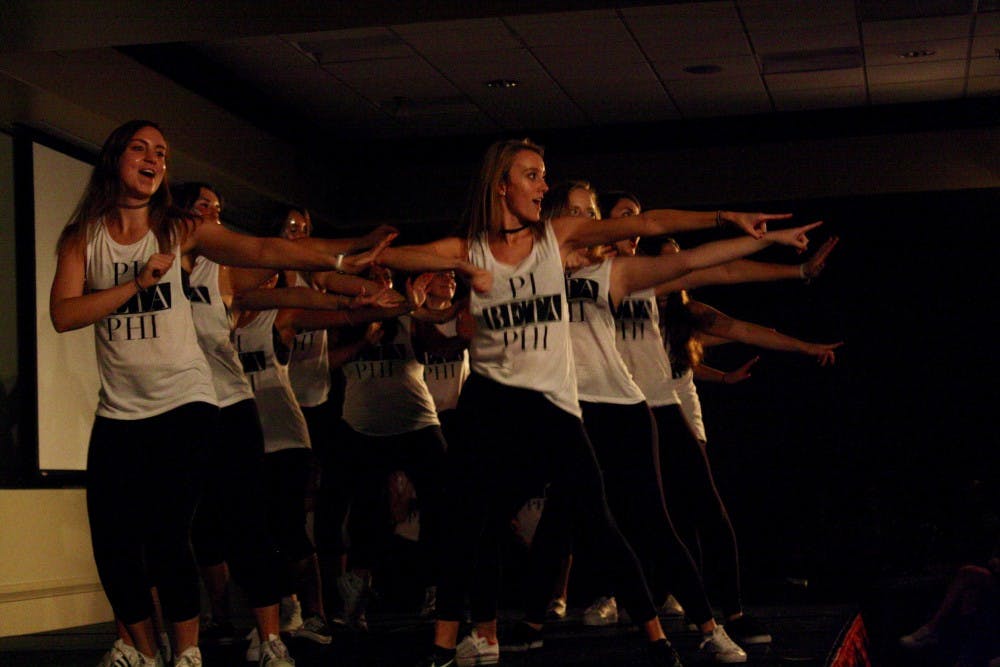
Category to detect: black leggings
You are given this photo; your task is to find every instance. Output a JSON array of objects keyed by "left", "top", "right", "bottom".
[
  {"left": 87, "top": 402, "right": 216, "bottom": 624},
  {"left": 341, "top": 424, "right": 447, "bottom": 582},
  {"left": 654, "top": 404, "right": 742, "bottom": 618},
  {"left": 577, "top": 400, "right": 714, "bottom": 625},
  {"left": 436, "top": 374, "right": 657, "bottom": 626},
  {"left": 263, "top": 447, "right": 317, "bottom": 571},
  {"left": 190, "top": 399, "right": 283, "bottom": 609}
]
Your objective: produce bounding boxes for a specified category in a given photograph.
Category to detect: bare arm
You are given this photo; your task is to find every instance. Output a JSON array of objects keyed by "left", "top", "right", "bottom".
[
  {"left": 693, "top": 357, "right": 760, "bottom": 384},
  {"left": 690, "top": 300, "right": 843, "bottom": 366},
  {"left": 50, "top": 239, "right": 174, "bottom": 332},
  {"left": 378, "top": 237, "right": 492, "bottom": 294},
  {"left": 186, "top": 221, "right": 345, "bottom": 271},
  {"left": 613, "top": 222, "right": 821, "bottom": 302},
  {"left": 653, "top": 234, "right": 838, "bottom": 296},
  {"left": 553, "top": 209, "right": 792, "bottom": 252}
]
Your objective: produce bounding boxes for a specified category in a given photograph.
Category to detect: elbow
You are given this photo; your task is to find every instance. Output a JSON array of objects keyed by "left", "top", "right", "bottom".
[{"left": 50, "top": 312, "right": 75, "bottom": 333}]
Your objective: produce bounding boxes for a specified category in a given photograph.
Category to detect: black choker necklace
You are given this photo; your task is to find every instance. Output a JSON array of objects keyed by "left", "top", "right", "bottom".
[
  {"left": 500, "top": 224, "right": 530, "bottom": 235},
  {"left": 118, "top": 201, "right": 150, "bottom": 210}
]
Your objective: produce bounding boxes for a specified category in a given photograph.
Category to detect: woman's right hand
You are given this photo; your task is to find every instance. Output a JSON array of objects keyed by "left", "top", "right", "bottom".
[
  {"left": 766, "top": 221, "right": 823, "bottom": 252},
  {"left": 136, "top": 253, "right": 174, "bottom": 289}
]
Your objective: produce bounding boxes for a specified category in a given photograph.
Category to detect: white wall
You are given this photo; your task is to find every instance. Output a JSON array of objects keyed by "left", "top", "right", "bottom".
[{"left": 0, "top": 490, "right": 111, "bottom": 637}]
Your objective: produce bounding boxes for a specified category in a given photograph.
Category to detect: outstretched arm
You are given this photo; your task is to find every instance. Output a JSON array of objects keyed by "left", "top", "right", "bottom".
[
  {"left": 554, "top": 209, "right": 793, "bottom": 252},
  {"left": 653, "top": 234, "right": 839, "bottom": 296},
  {"left": 690, "top": 300, "right": 843, "bottom": 366},
  {"left": 693, "top": 357, "right": 760, "bottom": 384},
  {"left": 611, "top": 223, "right": 821, "bottom": 302},
  {"left": 376, "top": 237, "right": 492, "bottom": 294}
]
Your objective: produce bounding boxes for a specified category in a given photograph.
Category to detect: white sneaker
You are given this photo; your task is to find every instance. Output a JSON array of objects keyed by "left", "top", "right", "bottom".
[
  {"left": 660, "top": 594, "right": 685, "bottom": 617},
  {"left": 172, "top": 646, "right": 203, "bottom": 667},
  {"left": 455, "top": 629, "right": 500, "bottom": 666},
  {"left": 258, "top": 634, "right": 296, "bottom": 667},
  {"left": 546, "top": 596, "right": 567, "bottom": 620},
  {"left": 246, "top": 628, "right": 261, "bottom": 663},
  {"left": 899, "top": 625, "right": 939, "bottom": 651},
  {"left": 98, "top": 639, "right": 162, "bottom": 667},
  {"left": 279, "top": 597, "right": 303, "bottom": 633},
  {"left": 699, "top": 625, "right": 747, "bottom": 663},
  {"left": 296, "top": 615, "right": 333, "bottom": 645},
  {"left": 583, "top": 596, "right": 618, "bottom": 626}
]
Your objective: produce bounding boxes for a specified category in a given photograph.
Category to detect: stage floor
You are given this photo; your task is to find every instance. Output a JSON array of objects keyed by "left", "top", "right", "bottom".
[{"left": 0, "top": 602, "right": 859, "bottom": 666}]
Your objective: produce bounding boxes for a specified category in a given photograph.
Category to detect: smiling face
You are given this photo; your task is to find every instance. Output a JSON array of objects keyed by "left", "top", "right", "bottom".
[
  {"left": 193, "top": 187, "right": 222, "bottom": 224},
  {"left": 427, "top": 270, "right": 457, "bottom": 301},
  {"left": 117, "top": 125, "right": 167, "bottom": 202},
  {"left": 499, "top": 149, "right": 549, "bottom": 225}
]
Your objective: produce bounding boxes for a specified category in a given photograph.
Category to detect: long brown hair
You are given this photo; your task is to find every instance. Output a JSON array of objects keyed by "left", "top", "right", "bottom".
[
  {"left": 57, "top": 120, "right": 185, "bottom": 255},
  {"left": 459, "top": 138, "right": 544, "bottom": 244},
  {"left": 662, "top": 288, "right": 705, "bottom": 374}
]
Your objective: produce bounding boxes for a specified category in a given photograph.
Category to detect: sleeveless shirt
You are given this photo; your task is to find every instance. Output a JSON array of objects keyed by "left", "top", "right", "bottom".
[{"left": 86, "top": 224, "right": 216, "bottom": 419}]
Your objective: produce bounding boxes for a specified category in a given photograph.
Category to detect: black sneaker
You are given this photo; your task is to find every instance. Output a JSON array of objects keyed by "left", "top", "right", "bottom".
[
  {"left": 647, "top": 638, "right": 683, "bottom": 667},
  {"left": 502, "top": 622, "right": 543, "bottom": 653},
  {"left": 725, "top": 614, "right": 772, "bottom": 645}
]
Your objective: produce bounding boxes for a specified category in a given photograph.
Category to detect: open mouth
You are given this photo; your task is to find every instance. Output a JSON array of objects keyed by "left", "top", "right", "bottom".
[{"left": 138, "top": 168, "right": 157, "bottom": 178}]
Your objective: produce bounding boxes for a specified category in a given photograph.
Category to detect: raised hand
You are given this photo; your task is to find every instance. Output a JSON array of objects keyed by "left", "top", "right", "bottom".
[
  {"left": 341, "top": 232, "right": 399, "bottom": 274},
  {"left": 803, "top": 341, "right": 843, "bottom": 366},
  {"left": 137, "top": 253, "right": 175, "bottom": 288},
  {"left": 801, "top": 235, "right": 839, "bottom": 280},
  {"left": 767, "top": 221, "right": 823, "bottom": 251},
  {"left": 726, "top": 211, "right": 794, "bottom": 239},
  {"left": 724, "top": 356, "right": 760, "bottom": 384},
  {"left": 406, "top": 272, "right": 434, "bottom": 310}
]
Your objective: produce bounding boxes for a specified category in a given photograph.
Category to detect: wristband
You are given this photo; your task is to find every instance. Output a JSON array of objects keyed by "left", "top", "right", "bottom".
[
  {"left": 715, "top": 210, "right": 723, "bottom": 228},
  {"left": 798, "top": 263, "right": 807, "bottom": 279},
  {"left": 134, "top": 276, "right": 144, "bottom": 291},
  {"left": 334, "top": 253, "right": 346, "bottom": 273}
]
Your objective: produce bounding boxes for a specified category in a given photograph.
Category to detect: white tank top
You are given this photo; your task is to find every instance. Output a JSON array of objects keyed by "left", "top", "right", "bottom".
[
  {"left": 418, "top": 318, "right": 471, "bottom": 412},
  {"left": 342, "top": 316, "right": 440, "bottom": 436},
  {"left": 468, "top": 221, "right": 579, "bottom": 417},
  {"left": 85, "top": 223, "right": 217, "bottom": 419},
  {"left": 567, "top": 260, "right": 645, "bottom": 404},
  {"left": 287, "top": 272, "right": 330, "bottom": 408},
  {"left": 613, "top": 289, "right": 680, "bottom": 408},
  {"left": 671, "top": 365, "right": 707, "bottom": 443},
  {"left": 234, "top": 309, "right": 310, "bottom": 453},
  {"left": 188, "top": 257, "right": 254, "bottom": 407}
]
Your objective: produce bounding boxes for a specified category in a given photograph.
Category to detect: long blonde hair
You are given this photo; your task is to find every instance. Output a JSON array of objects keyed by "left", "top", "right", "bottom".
[{"left": 459, "top": 138, "right": 544, "bottom": 244}]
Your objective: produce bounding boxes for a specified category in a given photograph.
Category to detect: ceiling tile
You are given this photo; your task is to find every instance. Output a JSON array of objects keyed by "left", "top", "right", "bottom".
[
  {"left": 869, "top": 78, "right": 965, "bottom": 103},
  {"left": 653, "top": 55, "right": 761, "bottom": 81},
  {"left": 856, "top": 0, "right": 973, "bottom": 21},
  {"left": 971, "top": 32, "right": 1000, "bottom": 57},
  {"left": 969, "top": 55, "right": 1000, "bottom": 76},
  {"left": 865, "top": 36, "right": 970, "bottom": 65},
  {"left": 324, "top": 56, "right": 461, "bottom": 100},
  {"left": 533, "top": 41, "right": 646, "bottom": 71},
  {"left": 765, "top": 68, "right": 865, "bottom": 90},
  {"left": 503, "top": 10, "right": 629, "bottom": 47},
  {"left": 966, "top": 75, "right": 1000, "bottom": 95},
  {"left": 749, "top": 23, "right": 860, "bottom": 53},
  {"left": 738, "top": 0, "right": 858, "bottom": 29},
  {"left": 771, "top": 86, "right": 867, "bottom": 110},
  {"left": 625, "top": 3, "right": 750, "bottom": 60},
  {"left": 392, "top": 18, "right": 522, "bottom": 54},
  {"left": 976, "top": 11, "right": 1000, "bottom": 35},
  {"left": 666, "top": 76, "right": 773, "bottom": 116},
  {"left": 290, "top": 27, "right": 413, "bottom": 63},
  {"left": 867, "top": 59, "right": 968, "bottom": 84},
  {"left": 862, "top": 15, "right": 973, "bottom": 44}
]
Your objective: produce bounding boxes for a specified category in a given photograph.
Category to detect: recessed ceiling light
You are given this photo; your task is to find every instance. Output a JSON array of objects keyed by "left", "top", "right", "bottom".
[
  {"left": 899, "top": 49, "right": 936, "bottom": 58},
  {"left": 485, "top": 79, "right": 519, "bottom": 89},
  {"left": 682, "top": 64, "right": 723, "bottom": 75}
]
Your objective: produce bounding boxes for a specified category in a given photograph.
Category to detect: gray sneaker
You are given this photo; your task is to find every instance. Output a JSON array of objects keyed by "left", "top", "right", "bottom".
[{"left": 258, "top": 634, "right": 296, "bottom": 667}]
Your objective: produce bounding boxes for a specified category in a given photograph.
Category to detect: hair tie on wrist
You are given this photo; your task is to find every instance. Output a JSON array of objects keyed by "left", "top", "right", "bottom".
[
  {"left": 715, "top": 210, "right": 723, "bottom": 228},
  {"left": 334, "top": 253, "right": 346, "bottom": 273}
]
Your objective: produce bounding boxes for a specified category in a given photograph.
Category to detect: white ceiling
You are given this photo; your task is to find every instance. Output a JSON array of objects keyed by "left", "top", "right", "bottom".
[{"left": 150, "top": 0, "right": 1000, "bottom": 141}]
